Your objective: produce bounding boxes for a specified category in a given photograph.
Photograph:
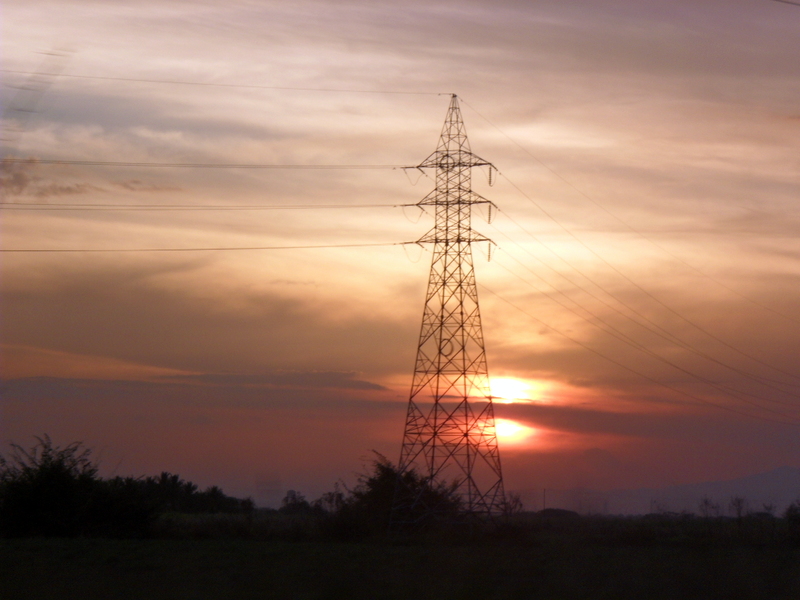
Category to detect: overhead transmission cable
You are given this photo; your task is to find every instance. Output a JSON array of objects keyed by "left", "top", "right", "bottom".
[
  {"left": 7, "top": 81, "right": 794, "bottom": 383},
  {"left": 1, "top": 158, "right": 404, "bottom": 170},
  {"left": 494, "top": 172, "right": 800, "bottom": 384},
  {"left": 0, "top": 241, "right": 414, "bottom": 253},
  {"left": 487, "top": 211, "right": 800, "bottom": 393},
  {"left": 479, "top": 283, "right": 800, "bottom": 426},
  {"left": 0, "top": 69, "right": 445, "bottom": 96},
  {"left": 0, "top": 201, "right": 412, "bottom": 212},
  {"left": 497, "top": 244, "right": 800, "bottom": 398},
  {"left": 489, "top": 252, "right": 800, "bottom": 413},
  {"left": 459, "top": 98, "right": 800, "bottom": 327}
]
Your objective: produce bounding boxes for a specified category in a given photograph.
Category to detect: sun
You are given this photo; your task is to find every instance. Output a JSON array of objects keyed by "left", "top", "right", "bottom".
[
  {"left": 495, "top": 419, "right": 537, "bottom": 445},
  {"left": 491, "top": 377, "right": 536, "bottom": 403}
]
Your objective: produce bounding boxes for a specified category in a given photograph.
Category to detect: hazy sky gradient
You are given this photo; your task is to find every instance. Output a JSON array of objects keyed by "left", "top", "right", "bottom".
[{"left": 2, "top": 0, "right": 799, "bottom": 505}]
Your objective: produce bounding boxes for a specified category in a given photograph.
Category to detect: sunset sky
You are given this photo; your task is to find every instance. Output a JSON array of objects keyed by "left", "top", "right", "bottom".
[{"left": 2, "top": 0, "right": 799, "bottom": 507}]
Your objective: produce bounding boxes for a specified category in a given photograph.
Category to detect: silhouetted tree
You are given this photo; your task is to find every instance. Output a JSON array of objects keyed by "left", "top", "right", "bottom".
[
  {"left": 143, "top": 472, "right": 198, "bottom": 512},
  {"left": 331, "top": 454, "right": 462, "bottom": 537},
  {"left": 92, "top": 475, "right": 160, "bottom": 537},
  {"left": 729, "top": 496, "right": 748, "bottom": 520},
  {"left": 502, "top": 492, "right": 524, "bottom": 516},
  {"left": 312, "top": 483, "right": 347, "bottom": 514},
  {"left": 699, "top": 496, "right": 721, "bottom": 518},
  {"left": 0, "top": 436, "right": 109, "bottom": 536},
  {"left": 0, "top": 436, "right": 253, "bottom": 538},
  {"left": 784, "top": 500, "right": 800, "bottom": 540},
  {"left": 279, "top": 490, "right": 315, "bottom": 515},
  {"left": 134, "top": 472, "right": 251, "bottom": 514}
]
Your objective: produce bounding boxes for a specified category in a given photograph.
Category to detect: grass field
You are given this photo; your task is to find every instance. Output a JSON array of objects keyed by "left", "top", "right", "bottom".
[{"left": 3, "top": 536, "right": 800, "bottom": 600}]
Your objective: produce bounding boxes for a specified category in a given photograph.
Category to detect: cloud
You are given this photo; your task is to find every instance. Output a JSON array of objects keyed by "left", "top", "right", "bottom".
[
  {"left": 1, "top": 376, "right": 390, "bottom": 408},
  {"left": 168, "top": 371, "right": 387, "bottom": 391},
  {"left": 0, "top": 259, "right": 419, "bottom": 377},
  {"left": 0, "top": 343, "right": 192, "bottom": 380},
  {"left": 0, "top": 159, "right": 102, "bottom": 198},
  {"left": 0, "top": 160, "right": 38, "bottom": 196},
  {"left": 4, "top": 374, "right": 798, "bottom": 499},
  {"left": 114, "top": 180, "right": 181, "bottom": 192},
  {"left": 499, "top": 401, "right": 728, "bottom": 441}
]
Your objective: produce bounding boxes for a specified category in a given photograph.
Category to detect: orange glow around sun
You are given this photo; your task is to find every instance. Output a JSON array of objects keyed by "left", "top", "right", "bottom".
[
  {"left": 494, "top": 418, "right": 537, "bottom": 446},
  {"left": 490, "top": 377, "right": 545, "bottom": 403}
]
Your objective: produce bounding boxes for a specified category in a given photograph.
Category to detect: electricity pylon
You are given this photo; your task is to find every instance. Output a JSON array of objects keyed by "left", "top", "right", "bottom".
[{"left": 397, "top": 94, "right": 505, "bottom": 516}]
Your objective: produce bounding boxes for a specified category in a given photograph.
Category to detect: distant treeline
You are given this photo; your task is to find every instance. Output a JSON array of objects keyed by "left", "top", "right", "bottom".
[
  {"left": 4, "top": 436, "right": 800, "bottom": 546},
  {"left": 0, "top": 436, "right": 255, "bottom": 537},
  {"left": 0, "top": 436, "right": 460, "bottom": 540}
]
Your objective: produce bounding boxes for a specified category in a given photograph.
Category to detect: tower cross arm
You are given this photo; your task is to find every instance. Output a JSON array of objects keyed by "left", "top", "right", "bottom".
[
  {"left": 415, "top": 228, "right": 494, "bottom": 245},
  {"left": 414, "top": 149, "right": 494, "bottom": 171},
  {"left": 416, "top": 189, "right": 496, "bottom": 208}
]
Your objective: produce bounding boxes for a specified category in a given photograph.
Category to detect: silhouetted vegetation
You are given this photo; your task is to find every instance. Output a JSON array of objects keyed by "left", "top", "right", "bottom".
[
  {"left": 0, "top": 436, "right": 252, "bottom": 538},
  {"left": 0, "top": 437, "right": 461, "bottom": 541},
  {"left": 5, "top": 438, "right": 800, "bottom": 598},
  {"left": 318, "top": 453, "right": 463, "bottom": 540},
  {"left": 6, "top": 436, "right": 800, "bottom": 552},
  {"left": 147, "top": 454, "right": 466, "bottom": 542}
]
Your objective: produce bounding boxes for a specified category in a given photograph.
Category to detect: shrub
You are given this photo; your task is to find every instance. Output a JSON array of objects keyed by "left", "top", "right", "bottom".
[
  {"left": 0, "top": 436, "right": 253, "bottom": 538},
  {"left": 320, "top": 454, "right": 462, "bottom": 539},
  {"left": 0, "top": 435, "right": 106, "bottom": 536},
  {"left": 784, "top": 500, "right": 800, "bottom": 541},
  {"left": 279, "top": 490, "right": 316, "bottom": 515}
]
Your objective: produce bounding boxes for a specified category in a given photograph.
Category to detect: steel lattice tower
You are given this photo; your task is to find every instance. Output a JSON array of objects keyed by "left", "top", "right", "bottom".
[{"left": 398, "top": 95, "right": 505, "bottom": 515}]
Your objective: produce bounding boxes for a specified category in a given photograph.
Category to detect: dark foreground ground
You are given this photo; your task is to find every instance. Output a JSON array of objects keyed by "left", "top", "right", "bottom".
[{"left": 3, "top": 536, "right": 800, "bottom": 600}]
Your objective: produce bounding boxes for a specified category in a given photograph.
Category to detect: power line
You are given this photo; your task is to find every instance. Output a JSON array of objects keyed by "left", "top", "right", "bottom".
[
  {"left": 479, "top": 283, "right": 800, "bottom": 426},
  {"left": 771, "top": 0, "right": 800, "bottom": 7},
  {"left": 0, "top": 201, "right": 411, "bottom": 211},
  {"left": 488, "top": 211, "right": 800, "bottom": 393},
  {"left": 0, "top": 241, "right": 412, "bottom": 253},
  {"left": 490, "top": 234, "right": 800, "bottom": 398},
  {"left": 496, "top": 172, "right": 800, "bottom": 384},
  {"left": 460, "top": 98, "right": 800, "bottom": 326},
  {"left": 490, "top": 253, "right": 800, "bottom": 413},
  {"left": 1, "top": 158, "right": 404, "bottom": 170},
  {"left": 0, "top": 69, "right": 445, "bottom": 95}
]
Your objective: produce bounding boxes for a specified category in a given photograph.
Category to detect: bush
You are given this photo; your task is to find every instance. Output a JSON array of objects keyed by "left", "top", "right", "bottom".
[
  {"left": 135, "top": 473, "right": 253, "bottom": 515},
  {"left": 279, "top": 490, "right": 316, "bottom": 515},
  {"left": 0, "top": 435, "right": 120, "bottom": 537},
  {"left": 319, "top": 454, "right": 463, "bottom": 540},
  {"left": 784, "top": 500, "right": 800, "bottom": 541},
  {"left": 0, "top": 436, "right": 253, "bottom": 538}
]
